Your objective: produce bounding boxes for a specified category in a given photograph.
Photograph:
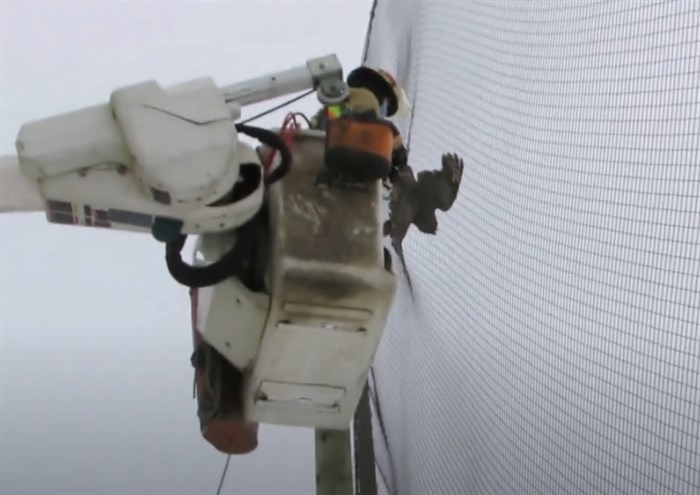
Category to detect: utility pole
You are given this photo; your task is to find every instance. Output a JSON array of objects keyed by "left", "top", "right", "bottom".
[
  {"left": 315, "top": 428, "right": 354, "bottom": 495},
  {"left": 315, "top": 381, "right": 377, "bottom": 495}
]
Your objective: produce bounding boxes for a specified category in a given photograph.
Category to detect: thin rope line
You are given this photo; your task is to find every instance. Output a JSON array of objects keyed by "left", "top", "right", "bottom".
[{"left": 215, "top": 454, "right": 231, "bottom": 495}]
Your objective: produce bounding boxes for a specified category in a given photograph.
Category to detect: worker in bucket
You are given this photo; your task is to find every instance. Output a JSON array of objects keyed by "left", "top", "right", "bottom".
[
  {"left": 311, "top": 65, "right": 412, "bottom": 183},
  {"left": 189, "top": 67, "right": 415, "bottom": 457}
]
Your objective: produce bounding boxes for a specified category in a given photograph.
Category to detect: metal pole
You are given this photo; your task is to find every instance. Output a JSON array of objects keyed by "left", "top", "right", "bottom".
[
  {"left": 315, "top": 428, "right": 354, "bottom": 495},
  {"left": 219, "top": 65, "right": 314, "bottom": 105},
  {"left": 218, "top": 54, "right": 346, "bottom": 107}
]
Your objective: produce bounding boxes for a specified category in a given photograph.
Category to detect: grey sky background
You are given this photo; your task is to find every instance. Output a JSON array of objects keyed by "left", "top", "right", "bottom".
[{"left": 0, "top": 2, "right": 371, "bottom": 494}]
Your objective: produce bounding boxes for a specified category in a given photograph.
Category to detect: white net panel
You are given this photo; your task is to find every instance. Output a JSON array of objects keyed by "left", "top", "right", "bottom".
[{"left": 362, "top": 1, "right": 699, "bottom": 494}]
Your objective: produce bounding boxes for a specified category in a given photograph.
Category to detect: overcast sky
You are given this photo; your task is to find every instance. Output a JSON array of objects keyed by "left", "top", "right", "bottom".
[{"left": 0, "top": 2, "right": 372, "bottom": 494}]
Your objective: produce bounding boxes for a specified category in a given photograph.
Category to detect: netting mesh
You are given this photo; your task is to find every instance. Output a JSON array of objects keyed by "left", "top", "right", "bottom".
[{"left": 363, "top": 1, "right": 699, "bottom": 494}]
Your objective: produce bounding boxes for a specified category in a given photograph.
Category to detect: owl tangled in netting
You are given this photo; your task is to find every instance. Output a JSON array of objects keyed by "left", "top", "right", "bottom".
[{"left": 383, "top": 152, "right": 465, "bottom": 291}]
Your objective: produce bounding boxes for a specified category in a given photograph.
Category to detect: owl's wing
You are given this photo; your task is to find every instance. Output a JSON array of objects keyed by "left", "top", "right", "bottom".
[
  {"left": 416, "top": 154, "right": 462, "bottom": 210},
  {"left": 421, "top": 152, "right": 464, "bottom": 212}
]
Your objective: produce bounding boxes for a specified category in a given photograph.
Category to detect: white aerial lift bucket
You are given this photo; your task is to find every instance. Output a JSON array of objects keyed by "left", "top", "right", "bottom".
[{"left": 193, "top": 129, "right": 397, "bottom": 431}]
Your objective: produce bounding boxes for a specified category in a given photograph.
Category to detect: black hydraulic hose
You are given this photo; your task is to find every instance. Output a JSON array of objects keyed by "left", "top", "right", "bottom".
[
  {"left": 164, "top": 123, "right": 291, "bottom": 288},
  {"left": 235, "top": 123, "right": 292, "bottom": 185},
  {"left": 165, "top": 217, "right": 259, "bottom": 288}
]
